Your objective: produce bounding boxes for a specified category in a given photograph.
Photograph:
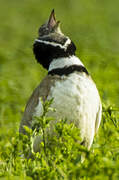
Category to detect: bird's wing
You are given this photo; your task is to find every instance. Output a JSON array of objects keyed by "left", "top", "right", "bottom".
[
  {"left": 19, "top": 75, "right": 61, "bottom": 134},
  {"left": 95, "top": 102, "right": 102, "bottom": 134}
]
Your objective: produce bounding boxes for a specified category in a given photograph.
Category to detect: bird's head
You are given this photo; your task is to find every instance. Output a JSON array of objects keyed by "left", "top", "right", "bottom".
[
  {"left": 38, "top": 9, "right": 62, "bottom": 37},
  {"left": 33, "top": 9, "right": 76, "bottom": 69}
]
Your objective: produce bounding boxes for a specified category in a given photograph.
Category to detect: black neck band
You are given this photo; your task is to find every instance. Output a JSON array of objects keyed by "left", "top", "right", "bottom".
[{"left": 48, "top": 65, "right": 89, "bottom": 76}]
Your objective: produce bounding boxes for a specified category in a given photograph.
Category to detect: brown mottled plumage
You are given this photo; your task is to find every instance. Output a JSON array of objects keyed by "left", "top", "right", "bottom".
[{"left": 19, "top": 75, "right": 61, "bottom": 134}]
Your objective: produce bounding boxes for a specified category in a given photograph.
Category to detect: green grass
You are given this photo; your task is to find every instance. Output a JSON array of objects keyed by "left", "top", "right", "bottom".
[{"left": 0, "top": 0, "right": 119, "bottom": 179}]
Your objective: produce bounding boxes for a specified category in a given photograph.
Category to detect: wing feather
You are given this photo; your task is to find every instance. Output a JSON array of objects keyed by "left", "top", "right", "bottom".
[{"left": 19, "top": 75, "right": 60, "bottom": 134}]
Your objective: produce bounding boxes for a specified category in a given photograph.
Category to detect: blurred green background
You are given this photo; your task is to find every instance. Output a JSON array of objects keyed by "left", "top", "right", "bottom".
[{"left": 0, "top": 0, "right": 119, "bottom": 134}]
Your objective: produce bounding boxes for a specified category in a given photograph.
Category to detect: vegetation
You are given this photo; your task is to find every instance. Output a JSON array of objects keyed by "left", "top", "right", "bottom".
[{"left": 0, "top": 0, "right": 119, "bottom": 179}]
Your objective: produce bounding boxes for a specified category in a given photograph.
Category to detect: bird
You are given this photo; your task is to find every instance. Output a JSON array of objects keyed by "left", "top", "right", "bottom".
[{"left": 19, "top": 9, "right": 102, "bottom": 153}]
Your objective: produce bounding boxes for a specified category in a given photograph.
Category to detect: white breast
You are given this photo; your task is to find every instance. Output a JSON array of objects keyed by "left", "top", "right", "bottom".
[
  {"left": 34, "top": 56, "right": 101, "bottom": 149},
  {"left": 34, "top": 72, "right": 101, "bottom": 149}
]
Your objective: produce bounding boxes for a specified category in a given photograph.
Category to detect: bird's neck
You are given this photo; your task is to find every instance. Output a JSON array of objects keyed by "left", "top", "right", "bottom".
[
  {"left": 33, "top": 39, "right": 76, "bottom": 70},
  {"left": 48, "top": 55, "right": 84, "bottom": 72},
  {"left": 48, "top": 56, "right": 89, "bottom": 76}
]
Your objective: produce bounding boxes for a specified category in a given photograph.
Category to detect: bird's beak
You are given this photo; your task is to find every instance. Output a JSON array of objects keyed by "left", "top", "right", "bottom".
[{"left": 47, "top": 9, "right": 60, "bottom": 30}]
